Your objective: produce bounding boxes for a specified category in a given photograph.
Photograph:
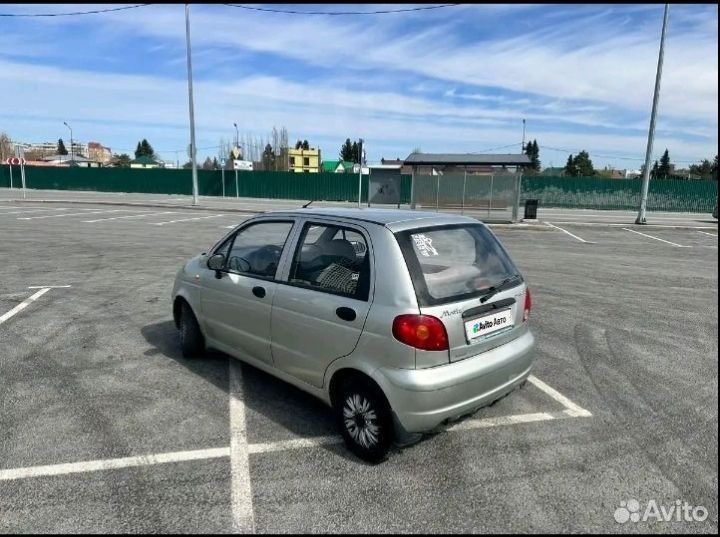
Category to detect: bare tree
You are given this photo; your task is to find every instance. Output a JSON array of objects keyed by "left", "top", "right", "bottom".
[
  {"left": 218, "top": 138, "right": 234, "bottom": 169},
  {"left": 0, "top": 132, "right": 13, "bottom": 161},
  {"left": 279, "top": 126, "right": 289, "bottom": 171},
  {"left": 271, "top": 126, "right": 279, "bottom": 171}
]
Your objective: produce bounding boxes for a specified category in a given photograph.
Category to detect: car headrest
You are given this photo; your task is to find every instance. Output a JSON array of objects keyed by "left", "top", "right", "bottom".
[{"left": 322, "top": 239, "right": 357, "bottom": 263}]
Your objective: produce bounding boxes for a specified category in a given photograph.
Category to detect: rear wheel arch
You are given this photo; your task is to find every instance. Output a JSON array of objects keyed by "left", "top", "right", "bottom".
[{"left": 329, "top": 368, "right": 390, "bottom": 413}]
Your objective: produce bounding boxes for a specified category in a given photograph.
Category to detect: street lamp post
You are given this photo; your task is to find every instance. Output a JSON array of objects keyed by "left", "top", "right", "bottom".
[
  {"left": 185, "top": 3, "right": 199, "bottom": 206},
  {"left": 636, "top": 3, "right": 669, "bottom": 225},
  {"left": 63, "top": 121, "right": 73, "bottom": 164},
  {"left": 232, "top": 123, "right": 241, "bottom": 198},
  {"left": 357, "top": 138, "right": 363, "bottom": 208}
]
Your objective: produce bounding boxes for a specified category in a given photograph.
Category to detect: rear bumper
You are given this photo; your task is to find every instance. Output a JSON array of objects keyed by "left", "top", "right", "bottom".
[{"left": 374, "top": 329, "right": 535, "bottom": 433}]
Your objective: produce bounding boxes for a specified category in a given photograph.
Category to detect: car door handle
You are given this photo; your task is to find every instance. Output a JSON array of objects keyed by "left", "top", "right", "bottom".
[
  {"left": 252, "top": 286, "right": 266, "bottom": 298},
  {"left": 336, "top": 307, "right": 356, "bottom": 322}
]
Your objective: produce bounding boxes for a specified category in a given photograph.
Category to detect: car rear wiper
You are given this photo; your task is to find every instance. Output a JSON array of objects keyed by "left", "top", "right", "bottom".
[
  {"left": 302, "top": 200, "right": 314, "bottom": 208},
  {"left": 478, "top": 274, "right": 522, "bottom": 303}
]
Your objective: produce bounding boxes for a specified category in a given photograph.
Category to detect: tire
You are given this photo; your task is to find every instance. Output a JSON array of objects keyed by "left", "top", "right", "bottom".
[
  {"left": 335, "top": 377, "right": 393, "bottom": 463},
  {"left": 179, "top": 302, "right": 204, "bottom": 358}
]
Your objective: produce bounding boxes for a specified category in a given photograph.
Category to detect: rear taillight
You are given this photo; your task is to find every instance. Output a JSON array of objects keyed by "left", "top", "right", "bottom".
[
  {"left": 392, "top": 314, "right": 449, "bottom": 351},
  {"left": 523, "top": 288, "right": 532, "bottom": 322}
]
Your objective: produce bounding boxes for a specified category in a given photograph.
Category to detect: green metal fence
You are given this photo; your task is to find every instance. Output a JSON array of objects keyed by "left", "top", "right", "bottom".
[
  {"left": 0, "top": 165, "right": 404, "bottom": 203},
  {"left": 521, "top": 176, "right": 717, "bottom": 212},
  {"left": 1, "top": 165, "right": 715, "bottom": 212}
]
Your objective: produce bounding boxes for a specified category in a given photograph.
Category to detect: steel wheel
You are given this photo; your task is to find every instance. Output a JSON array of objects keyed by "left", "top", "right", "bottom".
[
  {"left": 335, "top": 377, "right": 393, "bottom": 463},
  {"left": 343, "top": 393, "right": 381, "bottom": 449}
]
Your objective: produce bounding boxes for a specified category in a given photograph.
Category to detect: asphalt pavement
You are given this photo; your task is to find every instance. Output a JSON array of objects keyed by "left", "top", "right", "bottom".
[{"left": 0, "top": 197, "right": 716, "bottom": 533}]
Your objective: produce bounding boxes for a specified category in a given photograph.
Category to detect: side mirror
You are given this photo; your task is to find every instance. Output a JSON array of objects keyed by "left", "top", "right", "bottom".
[{"left": 207, "top": 253, "right": 225, "bottom": 272}]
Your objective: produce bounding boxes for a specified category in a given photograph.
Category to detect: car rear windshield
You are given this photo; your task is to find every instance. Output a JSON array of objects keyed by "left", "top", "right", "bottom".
[{"left": 395, "top": 223, "right": 522, "bottom": 306}]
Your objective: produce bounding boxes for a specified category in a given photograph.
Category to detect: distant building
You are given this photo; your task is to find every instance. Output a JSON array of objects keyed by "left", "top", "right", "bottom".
[
  {"left": 36, "top": 154, "right": 101, "bottom": 167},
  {"left": 288, "top": 147, "right": 321, "bottom": 173},
  {"left": 130, "top": 155, "right": 162, "bottom": 169},
  {"left": 87, "top": 142, "right": 112, "bottom": 165},
  {"left": 21, "top": 141, "right": 88, "bottom": 159},
  {"left": 380, "top": 158, "right": 413, "bottom": 175}
]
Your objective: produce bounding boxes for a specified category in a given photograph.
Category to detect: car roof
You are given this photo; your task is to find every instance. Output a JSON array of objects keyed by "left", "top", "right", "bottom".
[{"left": 261, "top": 207, "right": 481, "bottom": 232}]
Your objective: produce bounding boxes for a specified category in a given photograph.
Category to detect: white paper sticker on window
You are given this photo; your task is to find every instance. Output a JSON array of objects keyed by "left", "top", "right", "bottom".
[{"left": 412, "top": 234, "right": 438, "bottom": 256}]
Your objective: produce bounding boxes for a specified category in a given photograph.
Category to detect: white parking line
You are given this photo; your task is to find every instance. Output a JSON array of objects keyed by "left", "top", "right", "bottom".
[
  {"left": 0, "top": 447, "right": 230, "bottom": 481},
  {"left": 541, "top": 212, "right": 711, "bottom": 221},
  {"left": 0, "top": 288, "right": 51, "bottom": 325},
  {"left": 18, "top": 209, "right": 130, "bottom": 220},
  {"left": 153, "top": 214, "right": 226, "bottom": 226},
  {"left": 545, "top": 222, "right": 592, "bottom": 243},
  {"left": 527, "top": 375, "right": 593, "bottom": 417},
  {"left": 0, "top": 376, "right": 592, "bottom": 483},
  {"left": 549, "top": 221, "right": 717, "bottom": 230},
  {"left": 249, "top": 436, "right": 342, "bottom": 454},
  {"left": 27, "top": 285, "right": 73, "bottom": 289},
  {"left": 450, "top": 411, "right": 556, "bottom": 431},
  {"left": 622, "top": 228, "right": 690, "bottom": 247},
  {"left": 83, "top": 211, "right": 177, "bottom": 223},
  {"left": 0, "top": 208, "right": 74, "bottom": 215},
  {"left": 697, "top": 230, "right": 718, "bottom": 237},
  {"left": 229, "top": 362, "right": 255, "bottom": 534}
]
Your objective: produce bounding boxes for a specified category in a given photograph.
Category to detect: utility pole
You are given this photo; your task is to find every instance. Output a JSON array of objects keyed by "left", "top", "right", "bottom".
[
  {"left": 636, "top": 3, "right": 669, "bottom": 225},
  {"left": 185, "top": 3, "right": 199, "bottom": 206},
  {"left": 357, "top": 138, "right": 363, "bottom": 208},
  {"left": 63, "top": 121, "right": 73, "bottom": 163}
]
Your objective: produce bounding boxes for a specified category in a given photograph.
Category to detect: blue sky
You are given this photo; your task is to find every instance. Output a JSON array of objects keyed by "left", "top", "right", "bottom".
[{"left": 0, "top": 3, "right": 717, "bottom": 169}]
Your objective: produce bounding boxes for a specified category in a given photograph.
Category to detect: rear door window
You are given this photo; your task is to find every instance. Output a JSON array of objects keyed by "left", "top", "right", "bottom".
[
  {"left": 395, "top": 224, "right": 521, "bottom": 306},
  {"left": 288, "top": 222, "right": 370, "bottom": 301}
]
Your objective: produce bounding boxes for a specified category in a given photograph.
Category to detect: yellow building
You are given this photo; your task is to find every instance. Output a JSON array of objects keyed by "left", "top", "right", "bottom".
[{"left": 288, "top": 147, "right": 321, "bottom": 173}]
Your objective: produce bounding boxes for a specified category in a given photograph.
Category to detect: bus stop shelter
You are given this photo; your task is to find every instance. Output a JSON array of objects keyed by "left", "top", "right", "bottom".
[{"left": 404, "top": 153, "right": 532, "bottom": 222}]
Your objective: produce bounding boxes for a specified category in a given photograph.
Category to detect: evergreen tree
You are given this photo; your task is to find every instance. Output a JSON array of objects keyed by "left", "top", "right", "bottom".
[
  {"left": 340, "top": 138, "right": 353, "bottom": 161},
  {"left": 651, "top": 160, "right": 659, "bottom": 179},
  {"left": 351, "top": 141, "right": 359, "bottom": 164},
  {"left": 135, "top": 139, "right": 156, "bottom": 159},
  {"left": 532, "top": 140, "right": 540, "bottom": 171},
  {"left": 563, "top": 154, "right": 577, "bottom": 177},
  {"left": 58, "top": 138, "right": 68, "bottom": 156},
  {"left": 573, "top": 150, "right": 595, "bottom": 176},
  {"left": 262, "top": 143, "right": 276, "bottom": 170},
  {"left": 524, "top": 139, "right": 540, "bottom": 173},
  {"left": 302, "top": 140, "right": 309, "bottom": 150},
  {"left": 658, "top": 148, "right": 671, "bottom": 178},
  {"left": 295, "top": 140, "right": 303, "bottom": 150}
]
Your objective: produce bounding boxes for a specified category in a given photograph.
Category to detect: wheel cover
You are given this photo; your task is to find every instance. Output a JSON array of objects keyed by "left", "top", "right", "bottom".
[{"left": 343, "top": 393, "right": 380, "bottom": 449}]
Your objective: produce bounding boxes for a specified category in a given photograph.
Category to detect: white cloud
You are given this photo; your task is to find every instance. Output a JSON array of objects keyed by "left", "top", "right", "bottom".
[{"left": 0, "top": 3, "right": 716, "bottom": 167}]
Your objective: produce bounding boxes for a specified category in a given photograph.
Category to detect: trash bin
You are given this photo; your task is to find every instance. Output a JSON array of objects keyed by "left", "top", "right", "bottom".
[{"left": 524, "top": 199, "right": 538, "bottom": 219}]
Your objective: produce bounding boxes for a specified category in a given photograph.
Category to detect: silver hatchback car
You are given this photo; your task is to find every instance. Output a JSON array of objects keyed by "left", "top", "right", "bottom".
[{"left": 172, "top": 208, "right": 535, "bottom": 462}]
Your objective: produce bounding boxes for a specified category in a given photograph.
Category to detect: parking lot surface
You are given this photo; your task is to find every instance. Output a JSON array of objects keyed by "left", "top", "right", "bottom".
[{"left": 0, "top": 199, "right": 717, "bottom": 533}]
